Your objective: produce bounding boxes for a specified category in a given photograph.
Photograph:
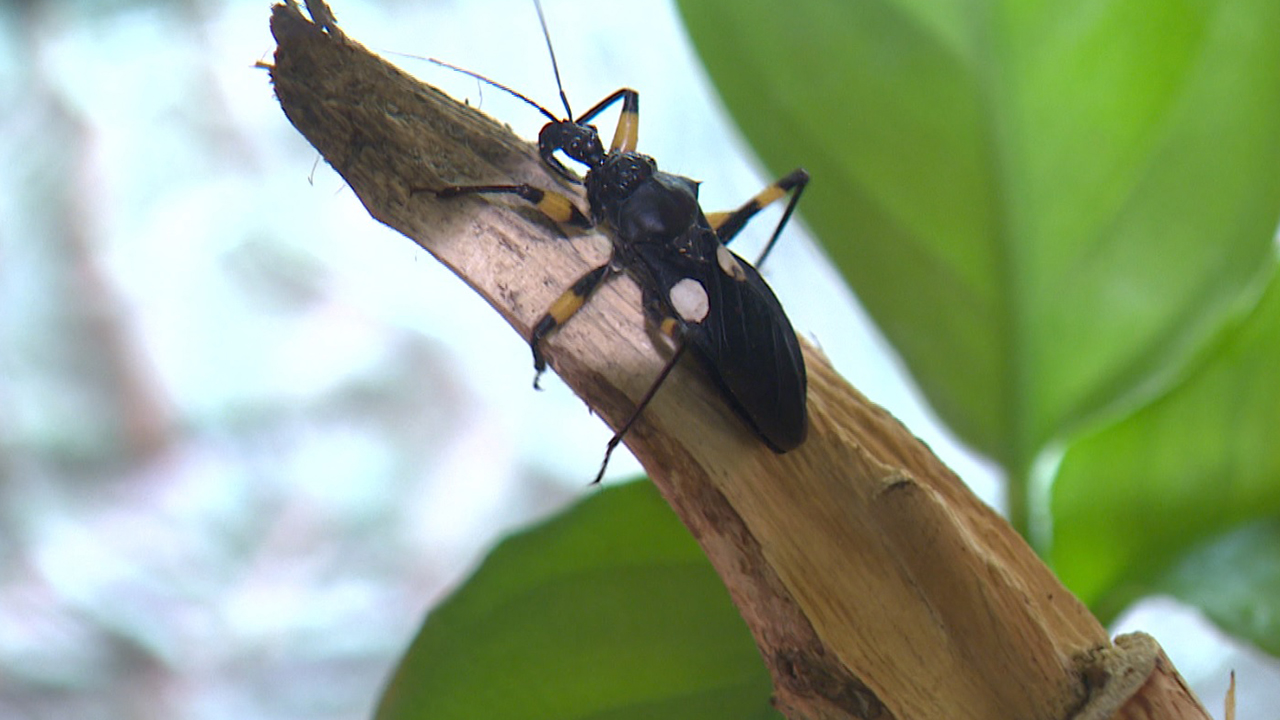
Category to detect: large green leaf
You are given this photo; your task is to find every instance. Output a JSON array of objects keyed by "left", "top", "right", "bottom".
[
  {"left": 375, "top": 481, "right": 778, "bottom": 720},
  {"left": 1149, "top": 519, "right": 1280, "bottom": 657},
  {"left": 1050, "top": 266, "right": 1280, "bottom": 636},
  {"left": 677, "top": 0, "right": 1280, "bottom": 485}
]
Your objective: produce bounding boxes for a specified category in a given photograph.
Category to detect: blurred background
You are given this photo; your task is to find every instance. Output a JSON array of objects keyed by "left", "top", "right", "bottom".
[{"left": 0, "top": 0, "right": 1273, "bottom": 718}]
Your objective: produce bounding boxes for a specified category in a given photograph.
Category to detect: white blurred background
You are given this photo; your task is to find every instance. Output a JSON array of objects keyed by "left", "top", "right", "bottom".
[{"left": 0, "top": 0, "right": 1272, "bottom": 718}]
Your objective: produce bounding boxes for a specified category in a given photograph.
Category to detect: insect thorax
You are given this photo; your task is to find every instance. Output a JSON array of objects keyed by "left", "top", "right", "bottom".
[{"left": 588, "top": 154, "right": 704, "bottom": 247}]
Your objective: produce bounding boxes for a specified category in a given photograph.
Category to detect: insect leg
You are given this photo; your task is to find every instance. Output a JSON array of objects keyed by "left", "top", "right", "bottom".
[
  {"left": 530, "top": 261, "right": 620, "bottom": 388},
  {"left": 592, "top": 272, "right": 710, "bottom": 482},
  {"left": 572, "top": 88, "right": 640, "bottom": 154},
  {"left": 592, "top": 341, "right": 689, "bottom": 484},
  {"left": 420, "top": 182, "right": 614, "bottom": 386},
  {"left": 704, "top": 168, "right": 809, "bottom": 266},
  {"left": 418, "top": 183, "right": 592, "bottom": 228}
]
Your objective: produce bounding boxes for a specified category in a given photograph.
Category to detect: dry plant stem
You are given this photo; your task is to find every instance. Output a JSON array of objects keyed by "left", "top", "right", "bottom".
[{"left": 268, "top": 3, "right": 1213, "bottom": 719}]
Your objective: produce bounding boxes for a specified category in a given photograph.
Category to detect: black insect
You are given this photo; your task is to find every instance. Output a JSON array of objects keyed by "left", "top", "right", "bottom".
[{"left": 420, "top": 3, "right": 809, "bottom": 481}]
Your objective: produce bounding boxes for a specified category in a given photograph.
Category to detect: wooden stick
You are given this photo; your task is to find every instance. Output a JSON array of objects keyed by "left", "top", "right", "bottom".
[{"left": 267, "top": 3, "right": 1212, "bottom": 718}]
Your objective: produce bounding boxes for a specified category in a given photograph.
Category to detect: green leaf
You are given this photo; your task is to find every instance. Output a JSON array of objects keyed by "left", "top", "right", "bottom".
[
  {"left": 1051, "top": 267, "right": 1280, "bottom": 632},
  {"left": 1149, "top": 519, "right": 1280, "bottom": 657},
  {"left": 677, "top": 0, "right": 1280, "bottom": 482},
  {"left": 375, "top": 481, "right": 778, "bottom": 720}
]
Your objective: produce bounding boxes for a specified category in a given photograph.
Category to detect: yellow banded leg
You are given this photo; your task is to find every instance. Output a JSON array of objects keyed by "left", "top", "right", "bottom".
[
  {"left": 705, "top": 168, "right": 809, "bottom": 265},
  {"left": 571, "top": 88, "right": 642, "bottom": 155},
  {"left": 607, "top": 90, "right": 639, "bottom": 154},
  {"left": 530, "top": 262, "right": 618, "bottom": 388},
  {"left": 419, "top": 183, "right": 592, "bottom": 228}
]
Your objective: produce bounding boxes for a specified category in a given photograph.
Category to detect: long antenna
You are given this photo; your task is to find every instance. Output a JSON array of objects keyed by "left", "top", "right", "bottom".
[
  {"left": 533, "top": 0, "right": 574, "bottom": 120},
  {"left": 426, "top": 57, "right": 560, "bottom": 123}
]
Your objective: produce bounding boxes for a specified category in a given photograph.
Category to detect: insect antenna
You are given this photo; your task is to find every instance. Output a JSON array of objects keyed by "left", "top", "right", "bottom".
[
  {"left": 533, "top": 0, "right": 574, "bottom": 121},
  {"left": 426, "top": 57, "right": 561, "bottom": 124}
]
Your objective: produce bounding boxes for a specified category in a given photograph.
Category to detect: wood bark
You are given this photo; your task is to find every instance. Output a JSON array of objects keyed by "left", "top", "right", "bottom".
[{"left": 267, "top": 3, "right": 1213, "bottom": 718}]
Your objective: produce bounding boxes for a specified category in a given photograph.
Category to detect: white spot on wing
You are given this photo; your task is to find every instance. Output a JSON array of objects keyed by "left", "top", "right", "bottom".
[
  {"left": 670, "top": 278, "right": 710, "bottom": 323},
  {"left": 716, "top": 245, "right": 748, "bottom": 281}
]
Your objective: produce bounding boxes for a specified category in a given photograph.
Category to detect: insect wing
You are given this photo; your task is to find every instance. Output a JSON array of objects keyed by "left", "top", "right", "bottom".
[{"left": 635, "top": 237, "right": 808, "bottom": 452}]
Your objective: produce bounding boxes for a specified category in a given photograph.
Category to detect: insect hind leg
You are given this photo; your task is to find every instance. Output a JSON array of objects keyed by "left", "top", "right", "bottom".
[
  {"left": 591, "top": 341, "right": 689, "bottom": 484},
  {"left": 704, "top": 168, "right": 809, "bottom": 267},
  {"left": 590, "top": 279, "right": 699, "bottom": 483}
]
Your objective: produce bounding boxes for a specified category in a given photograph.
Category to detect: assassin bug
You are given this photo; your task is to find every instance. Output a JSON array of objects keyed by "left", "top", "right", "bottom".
[{"left": 419, "top": 2, "right": 809, "bottom": 482}]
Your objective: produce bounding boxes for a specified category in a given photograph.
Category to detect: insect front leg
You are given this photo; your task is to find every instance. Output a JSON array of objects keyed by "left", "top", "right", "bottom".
[
  {"left": 704, "top": 168, "right": 809, "bottom": 267},
  {"left": 572, "top": 88, "right": 640, "bottom": 154},
  {"left": 538, "top": 88, "right": 640, "bottom": 180},
  {"left": 414, "top": 183, "right": 593, "bottom": 229}
]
